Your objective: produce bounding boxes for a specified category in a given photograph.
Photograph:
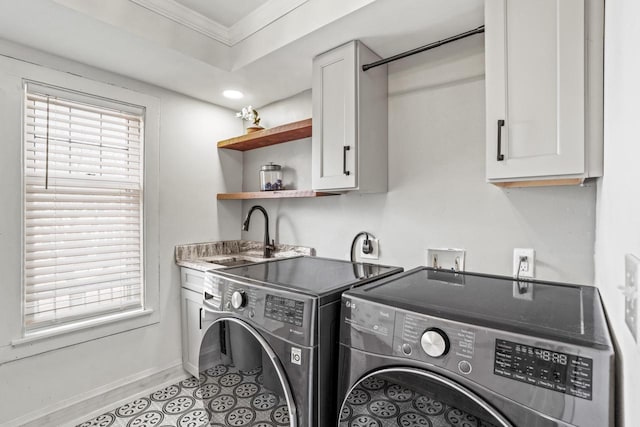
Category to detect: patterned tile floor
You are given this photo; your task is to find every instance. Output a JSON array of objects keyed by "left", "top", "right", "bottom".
[
  {"left": 78, "top": 366, "right": 500, "bottom": 427},
  {"left": 339, "top": 375, "right": 499, "bottom": 427},
  {"left": 77, "top": 364, "right": 289, "bottom": 427}
]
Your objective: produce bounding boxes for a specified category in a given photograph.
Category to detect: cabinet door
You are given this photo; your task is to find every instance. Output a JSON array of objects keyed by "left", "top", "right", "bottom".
[
  {"left": 181, "top": 288, "right": 203, "bottom": 378},
  {"left": 485, "top": 0, "right": 585, "bottom": 181},
  {"left": 312, "top": 42, "right": 357, "bottom": 190}
]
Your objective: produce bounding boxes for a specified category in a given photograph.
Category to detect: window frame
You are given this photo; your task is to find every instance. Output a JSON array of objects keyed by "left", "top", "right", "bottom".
[
  {"left": 22, "top": 81, "right": 147, "bottom": 334},
  {"left": 0, "top": 57, "right": 160, "bottom": 363}
]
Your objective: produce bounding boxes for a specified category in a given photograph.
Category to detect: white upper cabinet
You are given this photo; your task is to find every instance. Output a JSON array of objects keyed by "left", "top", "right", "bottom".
[
  {"left": 312, "top": 40, "right": 388, "bottom": 192},
  {"left": 485, "top": 0, "right": 603, "bottom": 185}
]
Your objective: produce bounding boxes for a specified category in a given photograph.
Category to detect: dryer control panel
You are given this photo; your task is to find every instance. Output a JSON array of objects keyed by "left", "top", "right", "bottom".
[
  {"left": 341, "top": 296, "right": 478, "bottom": 371},
  {"left": 494, "top": 339, "right": 593, "bottom": 400},
  {"left": 392, "top": 311, "right": 478, "bottom": 371}
]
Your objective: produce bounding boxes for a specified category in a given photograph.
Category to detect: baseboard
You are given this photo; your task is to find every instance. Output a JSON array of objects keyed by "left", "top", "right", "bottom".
[{"left": 7, "top": 361, "right": 189, "bottom": 427}]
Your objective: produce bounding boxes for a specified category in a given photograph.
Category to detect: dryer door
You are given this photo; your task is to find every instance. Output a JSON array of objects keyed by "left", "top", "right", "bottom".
[
  {"left": 339, "top": 367, "right": 512, "bottom": 427},
  {"left": 198, "top": 316, "right": 297, "bottom": 427}
]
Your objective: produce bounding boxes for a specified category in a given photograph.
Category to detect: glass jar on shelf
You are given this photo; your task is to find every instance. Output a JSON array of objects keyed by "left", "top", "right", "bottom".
[{"left": 260, "top": 163, "right": 284, "bottom": 191}]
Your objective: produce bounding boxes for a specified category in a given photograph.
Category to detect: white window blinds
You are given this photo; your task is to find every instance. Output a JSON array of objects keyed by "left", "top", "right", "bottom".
[{"left": 23, "top": 82, "right": 145, "bottom": 332}]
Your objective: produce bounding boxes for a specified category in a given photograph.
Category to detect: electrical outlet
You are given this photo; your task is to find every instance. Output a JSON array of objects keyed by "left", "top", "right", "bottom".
[
  {"left": 512, "top": 281, "right": 534, "bottom": 300},
  {"left": 360, "top": 239, "right": 379, "bottom": 260},
  {"left": 513, "top": 248, "right": 535, "bottom": 278},
  {"left": 426, "top": 248, "right": 465, "bottom": 272},
  {"left": 625, "top": 254, "right": 639, "bottom": 342}
]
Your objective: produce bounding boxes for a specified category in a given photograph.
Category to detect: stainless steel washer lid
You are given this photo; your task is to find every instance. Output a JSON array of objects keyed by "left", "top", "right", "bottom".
[
  {"left": 345, "top": 267, "right": 612, "bottom": 348},
  {"left": 213, "top": 256, "right": 403, "bottom": 302}
]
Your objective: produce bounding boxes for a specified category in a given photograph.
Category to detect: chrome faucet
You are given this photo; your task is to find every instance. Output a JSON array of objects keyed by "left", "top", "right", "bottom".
[{"left": 242, "top": 205, "right": 275, "bottom": 258}]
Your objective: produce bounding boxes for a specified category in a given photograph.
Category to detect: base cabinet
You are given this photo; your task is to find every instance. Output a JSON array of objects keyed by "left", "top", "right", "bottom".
[
  {"left": 485, "top": 0, "right": 603, "bottom": 185},
  {"left": 311, "top": 40, "right": 388, "bottom": 193},
  {"left": 180, "top": 268, "right": 205, "bottom": 378}
]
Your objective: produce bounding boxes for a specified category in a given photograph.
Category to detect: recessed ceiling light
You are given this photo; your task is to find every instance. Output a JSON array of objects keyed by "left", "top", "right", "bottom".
[{"left": 223, "top": 90, "right": 244, "bottom": 99}]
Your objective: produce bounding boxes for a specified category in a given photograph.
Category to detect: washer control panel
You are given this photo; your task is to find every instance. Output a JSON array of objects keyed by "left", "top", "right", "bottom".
[
  {"left": 265, "top": 294, "right": 304, "bottom": 326},
  {"left": 494, "top": 339, "right": 593, "bottom": 400},
  {"left": 203, "top": 272, "right": 314, "bottom": 346}
]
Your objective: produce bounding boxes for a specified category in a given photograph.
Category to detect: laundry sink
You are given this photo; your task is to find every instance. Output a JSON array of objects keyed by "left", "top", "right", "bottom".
[
  {"left": 175, "top": 240, "right": 315, "bottom": 273},
  {"left": 204, "top": 256, "right": 264, "bottom": 268},
  {"left": 212, "top": 259, "right": 252, "bottom": 267}
]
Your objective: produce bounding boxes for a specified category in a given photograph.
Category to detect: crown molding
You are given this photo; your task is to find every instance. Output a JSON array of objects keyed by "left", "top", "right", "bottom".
[
  {"left": 129, "top": 0, "right": 309, "bottom": 47},
  {"left": 129, "top": 0, "right": 230, "bottom": 44},
  {"left": 229, "top": 0, "right": 309, "bottom": 44}
]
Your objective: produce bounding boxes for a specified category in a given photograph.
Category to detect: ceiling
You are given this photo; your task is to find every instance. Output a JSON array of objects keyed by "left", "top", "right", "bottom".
[
  {"left": 173, "top": 0, "right": 268, "bottom": 27},
  {"left": 0, "top": 0, "right": 484, "bottom": 110}
]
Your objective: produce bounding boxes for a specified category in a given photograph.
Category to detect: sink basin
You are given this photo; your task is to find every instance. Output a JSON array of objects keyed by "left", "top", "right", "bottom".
[
  {"left": 217, "top": 259, "right": 252, "bottom": 267},
  {"left": 205, "top": 256, "right": 262, "bottom": 267}
]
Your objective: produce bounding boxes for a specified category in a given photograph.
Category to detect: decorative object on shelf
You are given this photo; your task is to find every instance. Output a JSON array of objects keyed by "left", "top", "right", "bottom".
[
  {"left": 236, "top": 105, "right": 263, "bottom": 133},
  {"left": 260, "top": 162, "right": 284, "bottom": 191}
]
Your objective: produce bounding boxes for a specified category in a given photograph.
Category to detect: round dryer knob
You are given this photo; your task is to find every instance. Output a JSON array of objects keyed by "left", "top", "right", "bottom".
[
  {"left": 420, "top": 328, "right": 450, "bottom": 358},
  {"left": 231, "top": 290, "right": 247, "bottom": 309}
]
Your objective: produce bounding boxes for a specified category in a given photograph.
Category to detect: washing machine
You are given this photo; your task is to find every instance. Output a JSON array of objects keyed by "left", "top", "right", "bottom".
[
  {"left": 199, "top": 256, "right": 403, "bottom": 426},
  {"left": 338, "top": 267, "right": 615, "bottom": 427}
]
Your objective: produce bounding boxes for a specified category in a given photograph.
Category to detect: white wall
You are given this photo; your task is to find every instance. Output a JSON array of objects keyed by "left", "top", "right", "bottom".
[
  {"left": 0, "top": 39, "right": 242, "bottom": 424},
  {"left": 241, "top": 37, "right": 597, "bottom": 284},
  {"left": 595, "top": 0, "right": 640, "bottom": 424}
]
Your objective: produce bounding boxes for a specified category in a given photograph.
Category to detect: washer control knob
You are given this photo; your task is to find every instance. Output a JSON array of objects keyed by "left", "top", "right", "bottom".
[
  {"left": 420, "top": 328, "right": 449, "bottom": 358},
  {"left": 231, "top": 290, "right": 247, "bottom": 309}
]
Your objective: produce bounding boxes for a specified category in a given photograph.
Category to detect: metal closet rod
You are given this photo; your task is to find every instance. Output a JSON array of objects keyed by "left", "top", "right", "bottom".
[{"left": 362, "top": 25, "right": 485, "bottom": 71}]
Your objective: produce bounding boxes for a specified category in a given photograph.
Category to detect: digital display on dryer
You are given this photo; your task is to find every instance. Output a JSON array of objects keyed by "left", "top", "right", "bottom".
[
  {"left": 494, "top": 339, "right": 593, "bottom": 400},
  {"left": 265, "top": 294, "right": 304, "bottom": 326}
]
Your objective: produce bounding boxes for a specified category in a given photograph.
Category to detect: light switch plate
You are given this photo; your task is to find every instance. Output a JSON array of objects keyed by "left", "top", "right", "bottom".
[
  {"left": 426, "top": 248, "right": 465, "bottom": 272},
  {"left": 625, "top": 254, "right": 639, "bottom": 342}
]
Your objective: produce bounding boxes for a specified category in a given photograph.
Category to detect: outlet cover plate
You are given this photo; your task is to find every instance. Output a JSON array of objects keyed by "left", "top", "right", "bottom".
[
  {"left": 360, "top": 239, "right": 379, "bottom": 260},
  {"left": 513, "top": 248, "right": 535, "bottom": 278},
  {"left": 625, "top": 254, "right": 639, "bottom": 342},
  {"left": 426, "top": 248, "right": 465, "bottom": 272},
  {"left": 512, "top": 281, "right": 534, "bottom": 301}
]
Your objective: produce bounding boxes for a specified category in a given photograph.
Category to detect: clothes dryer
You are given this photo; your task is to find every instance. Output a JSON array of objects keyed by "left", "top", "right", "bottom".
[{"left": 338, "top": 268, "right": 615, "bottom": 427}]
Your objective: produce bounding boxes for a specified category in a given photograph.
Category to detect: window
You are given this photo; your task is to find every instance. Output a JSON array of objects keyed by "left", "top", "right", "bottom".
[{"left": 23, "top": 82, "right": 145, "bottom": 333}]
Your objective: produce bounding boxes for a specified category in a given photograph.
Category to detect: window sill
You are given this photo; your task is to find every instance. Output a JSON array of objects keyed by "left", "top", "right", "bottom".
[
  {"left": 1, "top": 308, "right": 159, "bottom": 364},
  {"left": 11, "top": 309, "right": 154, "bottom": 347}
]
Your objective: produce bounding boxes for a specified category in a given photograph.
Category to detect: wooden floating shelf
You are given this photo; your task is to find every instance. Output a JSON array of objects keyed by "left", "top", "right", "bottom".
[
  {"left": 217, "top": 190, "right": 338, "bottom": 200},
  {"left": 492, "top": 178, "right": 584, "bottom": 188},
  {"left": 217, "top": 118, "right": 312, "bottom": 151}
]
